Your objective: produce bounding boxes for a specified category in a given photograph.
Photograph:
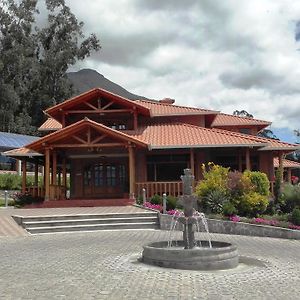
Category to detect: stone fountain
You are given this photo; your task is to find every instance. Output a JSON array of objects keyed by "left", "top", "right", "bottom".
[{"left": 142, "top": 169, "right": 239, "bottom": 270}]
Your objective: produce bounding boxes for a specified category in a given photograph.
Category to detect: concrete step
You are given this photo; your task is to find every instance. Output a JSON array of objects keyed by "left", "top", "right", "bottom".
[
  {"left": 13, "top": 211, "right": 159, "bottom": 234},
  {"left": 23, "top": 216, "right": 159, "bottom": 228},
  {"left": 13, "top": 212, "right": 157, "bottom": 223},
  {"left": 27, "top": 222, "right": 159, "bottom": 234}
]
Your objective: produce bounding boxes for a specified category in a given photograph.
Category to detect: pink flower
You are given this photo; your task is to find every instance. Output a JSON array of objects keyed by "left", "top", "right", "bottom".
[
  {"left": 288, "top": 224, "right": 300, "bottom": 230},
  {"left": 167, "top": 209, "right": 181, "bottom": 216},
  {"left": 143, "top": 202, "right": 162, "bottom": 212},
  {"left": 229, "top": 215, "right": 240, "bottom": 223},
  {"left": 252, "top": 218, "right": 279, "bottom": 226}
]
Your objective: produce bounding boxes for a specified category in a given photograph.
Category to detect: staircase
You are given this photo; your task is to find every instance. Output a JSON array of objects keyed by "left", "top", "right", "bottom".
[{"left": 13, "top": 211, "right": 159, "bottom": 234}]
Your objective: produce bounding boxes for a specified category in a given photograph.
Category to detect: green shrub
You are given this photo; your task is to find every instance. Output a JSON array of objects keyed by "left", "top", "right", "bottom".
[
  {"left": 238, "top": 192, "right": 269, "bottom": 217},
  {"left": 223, "top": 201, "right": 237, "bottom": 216},
  {"left": 279, "top": 183, "right": 300, "bottom": 213},
  {"left": 13, "top": 192, "right": 44, "bottom": 207},
  {"left": 0, "top": 174, "right": 44, "bottom": 190},
  {"left": 274, "top": 168, "right": 283, "bottom": 203},
  {"left": 243, "top": 170, "right": 270, "bottom": 196},
  {"left": 150, "top": 194, "right": 162, "bottom": 205},
  {"left": 290, "top": 208, "right": 300, "bottom": 226},
  {"left": 203, "top": 189, "right": 229, "bottom": 213},
  {"left": 196, "top": 163, "right": 229, "bottom": 208},
  {"left": 166, "top": 195, "right": 177, "bottom": 210}
]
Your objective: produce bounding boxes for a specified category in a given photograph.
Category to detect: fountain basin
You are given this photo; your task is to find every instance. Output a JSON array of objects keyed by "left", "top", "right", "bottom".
[{"left": 142, "top": 241, "right": 239, "bottom": 270}]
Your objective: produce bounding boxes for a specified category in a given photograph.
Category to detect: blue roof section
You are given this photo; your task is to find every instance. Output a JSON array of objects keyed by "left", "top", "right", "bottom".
[{"left": 0, "top": 132, "right": 39, "bottom": 149}]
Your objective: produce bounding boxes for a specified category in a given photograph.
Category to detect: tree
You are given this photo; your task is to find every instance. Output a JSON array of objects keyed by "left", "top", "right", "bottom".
[
  {"left": 233, "top": 110, "right": 253, "bottom": 118},
  {"left": 0, "top": 0, "right": 100, "bottom": 134}
]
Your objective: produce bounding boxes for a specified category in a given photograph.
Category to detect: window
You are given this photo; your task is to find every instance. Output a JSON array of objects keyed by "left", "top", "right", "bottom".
[
  {"left": 83, "top": 166, "right": 92, "bottom": 186},
  {"left": 94, "top": 164, "right": 104, "bottom": 187},
  {"left": 239, "top": 128, "right": 251, "bottom": 134}
]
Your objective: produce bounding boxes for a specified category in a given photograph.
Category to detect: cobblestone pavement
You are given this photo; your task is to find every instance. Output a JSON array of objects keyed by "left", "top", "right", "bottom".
[{"left": 0, "top": 230, "right": 299, "bottom": 300}]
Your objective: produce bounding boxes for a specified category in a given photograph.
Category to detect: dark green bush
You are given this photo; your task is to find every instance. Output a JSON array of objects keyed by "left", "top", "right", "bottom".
[
  {"left": 203, "top": 189, "right": 229, "bottom": 214},
  {"left": 222, "top": 201, "right": 237, "bottom": 216},
  {"left": 150, "top": 194, "right": 162, "bottom": 205},
  {"left": 290, "top": 208, "right": 300, "bottom": 226},
  {"left": 13, "top": 192, "right": 44, "bottom": 207},
  {"left": 280, "top": 183, "right": 300, "bottom": 213},
  {"left": 166, "top": 195, "right": 177, "bottom": 210}
]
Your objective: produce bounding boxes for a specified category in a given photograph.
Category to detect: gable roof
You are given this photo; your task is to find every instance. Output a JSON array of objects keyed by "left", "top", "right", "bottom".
[
  {"left": 26, "top": 118, "right": 148, "bottom": 153},
  {"left": 211, "top": 113, "right": 271, "bottom": 128},
  {"left": 38, "top": 118, "right": 63, "bottom": 131},
  {"left": 136, "top": 99, "right": 219, "bottom": 116},
  {"left": 45, "top": 88, "right": 150, "bottom": 120}
]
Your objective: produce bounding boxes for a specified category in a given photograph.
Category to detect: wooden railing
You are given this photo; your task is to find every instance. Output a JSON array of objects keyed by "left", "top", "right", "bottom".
[
  {"left": 27, "top": 186, "right": 44, "bottom": 198},
  {"left": 49, "top": 185, "right": 67, "bottom": 200},
  {"left": 136, "top": 181, "right": 183, "bottom": 199}
]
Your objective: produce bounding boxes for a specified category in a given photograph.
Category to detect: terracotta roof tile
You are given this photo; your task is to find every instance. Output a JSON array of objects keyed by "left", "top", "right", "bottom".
[
  {"left": 212, "top": 128, "right": 298, "bottom": 151},
  {"left": 136, "top": 100, "right": 218, "bottom": 116},
  {"left": 211, "top": 113, "right": 271, "bottom": 127},
  {"left": 2, "top": 147, "right": 43, "bottom": 157},
  {"left": 128, "top": 123, "right": 267, "bottom": 149},
  {"left": 274, "top": 158, "right": 300, "bottom": 168},
  {"left": 38, "top": 118, "right": 62, "bottom": 131}
]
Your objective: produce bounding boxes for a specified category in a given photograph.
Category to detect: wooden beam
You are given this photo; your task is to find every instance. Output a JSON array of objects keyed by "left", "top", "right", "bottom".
[
  {"left": 128, "top": 145, "right": 136, "bottom": 199},
  {"left": 62, "top": 157, "right": 67, "bottom": 188},
  {"left": 245, "top": 148, "right": 251, "bottom": 170},
  {"left": 238, "top": 149, "right": 243, "bottom": 172},
  {"left": 87, "top": 126, "right": 91, "bottom": 144},
  {"left": 66, "top": 109, "right": 132, "bottom": 114},
  {"left": 91, "top": 134, "right": 107, "bottom": 144},
  {"left": 22, "top": 160, "right": 26, "bottom": 194},
  {"left": 287, "top": 168, "right": 292, "bottom": 183},
  {"left": 73, "top": 135, "right": 87, "bottom": 144},
  {"left": 34, "top": 163, "right": 39, "bottom": 187},
  {"left": 278, "top": 152, "right": 284, "bottom": 183},
  {"left": 45, "top": 148, "right": 50, "bottom": 201},
  {"left": 102, "top": 101, "right": 114, "bottom": 110},
  {"left": 85, "top": 102, "right": 98, "bottom": 110},
  {"left": 61, "top": 113, "right": 65, "bottom": 128},
  {"left": 51, "top": 143, "right": 125, "bottom": 148}
]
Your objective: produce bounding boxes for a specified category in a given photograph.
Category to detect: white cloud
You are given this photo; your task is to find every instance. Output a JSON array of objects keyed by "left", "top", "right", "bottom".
[{"left": 66, "top": 0, "right": 300, "bottom": 133}]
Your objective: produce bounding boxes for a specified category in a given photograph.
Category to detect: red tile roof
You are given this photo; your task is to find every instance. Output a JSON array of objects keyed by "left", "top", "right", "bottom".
[
  {"left": 2, "top": 147, "right": 43, "bottom": 157},
  {"left": 212, "top": 128, "right": 298, "bottom": 151},
  {"left": 128, "top": 123, "right": 268, "bottom": 149},
  {"left": 136, "top": 100, "right": 218, "bottom": 116},
  {"left": 38, "top": 118, "right": 62, "bottom": 131},
  {"left": 274, "top": 158, "right": 300, "bottom": 168},
  {"left": 211, "top": 113, "right": 271, "bottom": 128}
]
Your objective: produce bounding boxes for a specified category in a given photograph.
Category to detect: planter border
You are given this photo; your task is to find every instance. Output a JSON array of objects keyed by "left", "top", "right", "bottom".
[{"left": 159, "top": 213, "right": 300, "bottom": 240}]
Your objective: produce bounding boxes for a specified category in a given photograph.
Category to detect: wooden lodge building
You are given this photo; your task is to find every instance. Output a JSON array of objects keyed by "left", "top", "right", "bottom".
[{"left": 4, "top": 88, "right": 299, "bottom": 206}]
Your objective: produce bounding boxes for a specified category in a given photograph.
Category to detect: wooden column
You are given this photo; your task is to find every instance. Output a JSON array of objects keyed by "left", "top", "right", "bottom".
[
  {"left": 52, "top": 151, "right": 57, "bottom": 185},
  {"left": 128, "top": 145, "right": 136, "bottom": 199},
  {"left": 238, "top": 149, "right": 243, "bottom": 172},
  {"left": 190, "top": 149, "right": 195, "bottom": 176},
  {"left": 278, "top": 152, "right": 284, "bottom": 183},
  {"left": 287, "top": 168, "right": 292, "bottom": 183},
  {"left": 21, "top": 160, "right": 26, "bottom": 194},
  {"left": 45, "top": 148, "right": 50, "bottom": 201},
  {"left": 62, "top": 158, "right": 67, "bottom": 187},
  {"left": 34, "top": 163, "right": 39, "bottom": 197},
  {"left": 245, "top": 148, "right": 251, "bottom": 170}
]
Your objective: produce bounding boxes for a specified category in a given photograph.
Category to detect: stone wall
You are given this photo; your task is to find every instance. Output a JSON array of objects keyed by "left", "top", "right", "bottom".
[{"left": 159, "top": 214, "right": 300, "bottom": 240}]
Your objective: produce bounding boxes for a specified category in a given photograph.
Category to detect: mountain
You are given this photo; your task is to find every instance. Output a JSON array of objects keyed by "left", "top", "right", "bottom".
[{"left": 67, "top": 69, "right": 147, "bottom": 100}]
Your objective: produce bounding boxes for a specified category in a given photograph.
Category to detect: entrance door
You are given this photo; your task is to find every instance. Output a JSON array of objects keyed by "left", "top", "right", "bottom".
[{"left": 83, "top": 163, "right": 127, "bottom": 198}]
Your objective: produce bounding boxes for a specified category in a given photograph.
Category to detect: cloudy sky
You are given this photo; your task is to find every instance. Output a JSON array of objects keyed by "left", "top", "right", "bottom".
[{"left": 65, "top": 0, "right": 300, "bottom": 142}]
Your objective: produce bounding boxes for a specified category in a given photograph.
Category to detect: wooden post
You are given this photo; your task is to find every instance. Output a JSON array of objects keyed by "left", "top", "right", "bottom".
[
  {"left": 52, "top": 151, "right": 57, "bottom": 185},
  {"left": 238, "top": 149, "right": 243, "bottom": 172},
  {"left": 128, "top": 145, "right": 136, "bottom": 199},
  {"left": 21, "top": 160, "right": 26, "bottom": 194},
  {"left": 62, "top": 158, "right": 67, "bottom": 187},
  {"left": 245, "top": 148, "right": 251, "bottom": 170},
  {"left": 34, "top": 163, "right": 39, "bottom": 197},
  {"left": 287, "top": 168, "right": 292, "bottom": 183},
  {"left": 45, "top": 148, "right": 50, "bottom": 201},
  {"left": 190, "top": 149, "right": 195, "bottom": 176},
  {"left": 278, "top": 152, "right": 284, "bottom": 183}
]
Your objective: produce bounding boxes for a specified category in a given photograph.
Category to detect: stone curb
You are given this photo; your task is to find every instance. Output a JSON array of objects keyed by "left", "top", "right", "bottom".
[{"left": 159, "top": 213, "right": 300, "bottom": 240}]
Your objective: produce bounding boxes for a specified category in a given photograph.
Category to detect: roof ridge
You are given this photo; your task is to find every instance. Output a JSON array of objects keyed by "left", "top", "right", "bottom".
[
  {"left": 218, "top": 112, "right": 271, "bottom": 124},
  {"left": 137, "top": 99, "right": 218, "bottom": 113}
]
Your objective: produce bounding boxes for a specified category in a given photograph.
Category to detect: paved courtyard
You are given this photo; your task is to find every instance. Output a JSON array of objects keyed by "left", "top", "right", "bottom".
[{"left": 0, "top": 229, "right": 300, "bottom": 300}]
